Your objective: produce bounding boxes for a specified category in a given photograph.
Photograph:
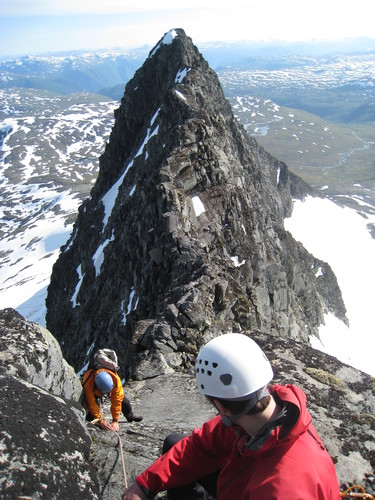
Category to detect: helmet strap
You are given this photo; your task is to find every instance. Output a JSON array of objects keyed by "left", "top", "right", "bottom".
[
  {"left": 245, "top": 404, "right": 288, "bottom": 450},
  {"left": 219, "top": 388, "right": 270, "bottom": 427}
]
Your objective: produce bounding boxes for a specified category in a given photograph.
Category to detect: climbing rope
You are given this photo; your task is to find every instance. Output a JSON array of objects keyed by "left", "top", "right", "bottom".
[
  {"left": 111, "top": 427, "right": 128, "bottom": 490},
  {"left": 89, "top": 417, "right": 128, "bottom": 490},
  {"left": 98, "top": 399, "right": 105, "bottom": 421},
  {"left": 340, "top": 484, "right": 375, "bottom": 499}
]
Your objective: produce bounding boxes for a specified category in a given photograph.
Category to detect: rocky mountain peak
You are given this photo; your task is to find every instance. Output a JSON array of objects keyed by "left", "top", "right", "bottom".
[{"left": 46, "top": 28, "right": 346, "bottom": 377}]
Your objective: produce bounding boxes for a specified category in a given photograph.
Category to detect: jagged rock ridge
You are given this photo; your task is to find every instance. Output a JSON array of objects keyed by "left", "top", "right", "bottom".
[{"left": 46, "top": 28, "right": 346, "bottom": 377}]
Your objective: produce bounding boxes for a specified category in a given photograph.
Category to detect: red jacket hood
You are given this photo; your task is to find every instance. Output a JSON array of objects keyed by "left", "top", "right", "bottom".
[
  {"left": 273, "top": 383, "right": 312, "bottom": 432},
  {"left": 235, "top": 383, "right": 313, "bottom": 456}
]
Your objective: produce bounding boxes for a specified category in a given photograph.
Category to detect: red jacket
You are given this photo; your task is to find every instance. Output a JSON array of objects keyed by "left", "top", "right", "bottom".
[{"left": 137, "top": 384, "right": 340, "bottom": 499}]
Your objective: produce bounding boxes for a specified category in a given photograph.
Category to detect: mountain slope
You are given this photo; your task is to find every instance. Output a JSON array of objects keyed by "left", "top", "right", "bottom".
[
  {"left": 0, "top": 88, "right": 117, "bottom": 316},
  {"left": 45, "top": 29, "right": 346, "bottom": 375},
  {"left": 0, "top": 48, "right": 148, "bottom": 96}
]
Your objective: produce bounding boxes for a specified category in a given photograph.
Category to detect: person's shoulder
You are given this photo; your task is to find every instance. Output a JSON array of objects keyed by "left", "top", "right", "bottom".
[
  {"left": 272, "top": 383, "right": 306, "bottom": 400},
  {"left": 105, "top": 369, "right": 122, "bottom": 386},
  {"left": 200, "top": 414, "right": 233, "bottom": 435},
  {"left": 82, "top": 368, "right": 96, "bottom": 385}
]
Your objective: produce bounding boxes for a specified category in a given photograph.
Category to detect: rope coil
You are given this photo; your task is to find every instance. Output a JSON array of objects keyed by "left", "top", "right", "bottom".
[{"left": 340, "top": 485, "right": 375, "bottom": 499}]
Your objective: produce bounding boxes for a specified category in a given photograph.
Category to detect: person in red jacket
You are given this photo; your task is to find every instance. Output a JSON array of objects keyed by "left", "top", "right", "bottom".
[{"left": 122, "top": 333, "right": 340, "bottom": 499}]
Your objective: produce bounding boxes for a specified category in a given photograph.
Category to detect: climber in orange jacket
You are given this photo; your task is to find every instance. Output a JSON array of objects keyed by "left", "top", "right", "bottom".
[{"left": 82, "top": 368, "right": 142, "bottom": 432}]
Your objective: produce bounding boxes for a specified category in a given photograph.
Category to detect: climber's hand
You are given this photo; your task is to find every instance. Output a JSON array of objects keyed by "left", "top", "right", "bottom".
[
  {"left": 111, "top": 421, "right": 119, "bottom": 432},
  {"left": 98, "top": 419, "right": 111, "bottom": 430},
  {"left": 122, "top": 481, "right": 147, "bottom": 499}
]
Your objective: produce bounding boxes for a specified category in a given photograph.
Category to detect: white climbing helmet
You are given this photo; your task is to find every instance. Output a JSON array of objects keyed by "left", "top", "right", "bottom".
[{"left": 195, "top": 333, "right": 273, "bottom": 400}]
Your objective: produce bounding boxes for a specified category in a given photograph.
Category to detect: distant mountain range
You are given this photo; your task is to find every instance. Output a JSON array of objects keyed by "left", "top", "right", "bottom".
[
  {"left": 0, "top": 36, "right": 374, "bottom": 320},
  {"left": 1, "top": 37, "right": 375, "bottom": 99},
  {"left": 0, "top": 47, "right": 148, "bottom": 97}
]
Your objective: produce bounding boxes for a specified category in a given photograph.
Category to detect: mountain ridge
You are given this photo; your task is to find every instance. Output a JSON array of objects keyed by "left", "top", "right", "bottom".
[
  {"left": 2, "top": 37, "right": 374, "bottom": 99},
  {"left": 45, "top": 29, "right": 346, "bottom": 378},
  {"left": 1, "top": 29, "right": 374, "bottom": 498}
]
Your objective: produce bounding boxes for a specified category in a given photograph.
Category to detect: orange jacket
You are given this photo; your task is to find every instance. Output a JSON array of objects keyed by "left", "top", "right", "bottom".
[{"left": 82, "top": 368, "right": 124, "bottom": 422}]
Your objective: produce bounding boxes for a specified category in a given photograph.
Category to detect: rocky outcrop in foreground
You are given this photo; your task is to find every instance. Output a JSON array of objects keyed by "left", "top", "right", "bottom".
[
  {"left": 1, "top": 309, "right": 374, "bottom": 499},
  {"left": 0, "top": 308, "right": 100, "bottom": 499}
]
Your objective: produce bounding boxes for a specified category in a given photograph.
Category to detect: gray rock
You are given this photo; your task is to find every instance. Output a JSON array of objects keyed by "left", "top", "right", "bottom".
[
  {"left": 0, "top": 308, "right": 81, "bottom": 400},
  {"left": 45, "top": 29, "right": 346, "bottom": 379},
  {"left": 0, "top": 308, "right": 100, "bottom": 499},
  {"left": 4, "top": 28, "right": 368, "bottom": 498},
  {"left": 0, "top": 374, "right": 100, "bottom": 499}
]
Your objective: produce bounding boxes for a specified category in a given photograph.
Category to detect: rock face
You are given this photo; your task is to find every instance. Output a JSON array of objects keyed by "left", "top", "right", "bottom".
[
  {"left": 93, "top": 333, "right": 375, "bottom": 499},
  {"left": 0, "top": 308, "right": 100, "bottom": 499},
  {"left": 1, "top": 310, "right": 374, "bottom": 498},
  {"left": 0, "top": 308, "right": 81, "bottom": 399},
  {"left": 2, "top": 29, "right": 374, "bottom": 499},
  {"left": 46, "top": 29, "right": 346, "bottom": 378}
]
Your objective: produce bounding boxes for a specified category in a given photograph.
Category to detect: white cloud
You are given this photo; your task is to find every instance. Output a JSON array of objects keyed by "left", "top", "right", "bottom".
[{"left": 2, "top": 0, "right": 256, "bottom": 16}]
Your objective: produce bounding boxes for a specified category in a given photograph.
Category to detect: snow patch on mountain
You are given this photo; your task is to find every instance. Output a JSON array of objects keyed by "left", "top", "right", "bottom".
[
  {"left": 285, "top": 196, "right": 375, "bottom": 376},
  {"left": 0, "top": 89, "right": 118, "bottom": 322},
  {"left": 150, "top": 29, "right": 178, "bottom": 58},
  {"left": 101, "top": 108, "right": 160, "bottom": 229},
  {"left": 0, "top": 189, "right": 75, "bottom": 321}
]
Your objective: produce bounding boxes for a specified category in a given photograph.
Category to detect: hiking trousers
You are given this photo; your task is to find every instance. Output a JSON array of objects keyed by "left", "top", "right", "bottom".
[
  {"left": 163, "top": 433, "right": 219, "bottom": 500},
  {"left": 86, "top": 395, "right": 133, "bottom": 422}
]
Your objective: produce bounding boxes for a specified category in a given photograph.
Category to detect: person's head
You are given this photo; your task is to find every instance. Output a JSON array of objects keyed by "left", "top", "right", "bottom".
[
  {"left": 95, "top": 370, "right": 114, "bottom": 394},
  {"left": 195, "top": 333, "right": 273, "bottom": 425}
]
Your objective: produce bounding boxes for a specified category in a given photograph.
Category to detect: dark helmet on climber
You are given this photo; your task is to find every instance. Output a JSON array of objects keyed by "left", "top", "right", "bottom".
[{"left": 95, "top": 371, "right": 114, "bottom": 393}]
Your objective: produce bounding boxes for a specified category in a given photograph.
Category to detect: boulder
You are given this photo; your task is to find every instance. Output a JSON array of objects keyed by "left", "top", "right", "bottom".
[
  {"left": 0, "top": 308, "right": 100, "bottom": 499},
  {"left": 0, "top": 308, "right": 81, "bottom": 399}
]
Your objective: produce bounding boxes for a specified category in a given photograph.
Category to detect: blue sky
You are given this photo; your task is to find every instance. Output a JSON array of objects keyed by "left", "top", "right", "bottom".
[{"left": 1, "top": 0, "right": 375, "bottom": 57}]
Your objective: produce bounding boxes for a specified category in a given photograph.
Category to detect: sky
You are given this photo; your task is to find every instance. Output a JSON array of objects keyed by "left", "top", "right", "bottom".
[{"left": 1, "top": 0, "right": 375, "bottom": 57}]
